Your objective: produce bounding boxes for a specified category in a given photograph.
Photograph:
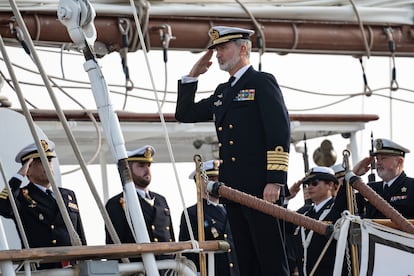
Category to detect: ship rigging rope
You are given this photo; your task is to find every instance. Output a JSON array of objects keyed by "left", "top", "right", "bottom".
[
  {"left": 3, "top": 52, "right": 414, "bottom": 113},
  {"left": 6, "top": 0, "right": 132, "bottom": 254},
  {"left": 7, "top": 0, "right": 141, "bottom": 265},
  {"left": 8, "top": 0, "right": 83, "bottom": 247},
  {"left": 349, "top": 0, "right": 371, "bottom": 58},
  {"left": 126, "top": 0, "right": 199, "bottom": 251},
  {"left": 235, "top": 0, "right": 266, "bottom": 71}
]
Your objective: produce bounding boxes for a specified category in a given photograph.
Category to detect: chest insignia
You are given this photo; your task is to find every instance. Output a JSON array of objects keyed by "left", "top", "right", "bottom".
[
  {"left": 68, "top": 202, "right": 79, "bottom": 210},
  {"left": 401, "top": 187, "right": 407, "bottom": 193},
  {"left": 214, "top": 100, "right": 222, "bottom": 107},
  {"left": 390, "top": 195, "right": 407, "bottom": 202},
  {"left": 233, "top": 89, "right": 255, "bottom": 101},
  {"left": 211, "top": 226, "right": 219, "bottom": 238},
  {"left": 23, "top": 189, "right": 37, "bottom": 207},
  {"left": 39, "top": 213, "right": 44, "bottom": 221}
]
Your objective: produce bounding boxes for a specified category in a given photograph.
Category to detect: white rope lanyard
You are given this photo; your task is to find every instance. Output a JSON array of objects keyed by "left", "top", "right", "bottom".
[{"left": 301, "top": 208, "right": 330, "bottom": 276}]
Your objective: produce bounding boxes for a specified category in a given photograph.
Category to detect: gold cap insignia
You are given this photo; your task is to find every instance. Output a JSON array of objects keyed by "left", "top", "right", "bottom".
[
  {"left": 402, "top": 187, "right": 407, "bottom": 192},
  {"left": 41, "top": 140, "right": 49, "bottom": 152},
  {"left": 209, "top": 29, "right": 220, "bottom": 40},
  {"left": 144, "top": 147, "right": 152, "bottom": 158},
  {"left": 376, "top": 139, "right": 383, "bottom": 150}
]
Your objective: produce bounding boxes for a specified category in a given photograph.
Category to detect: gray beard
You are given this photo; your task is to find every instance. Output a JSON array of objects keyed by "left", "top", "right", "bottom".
[{"left": 219, "top": 55, "right": 240, "bottom": 72}]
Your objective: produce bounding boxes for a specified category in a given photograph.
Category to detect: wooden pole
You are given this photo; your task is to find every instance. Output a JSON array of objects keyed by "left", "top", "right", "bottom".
[
  {"left": 342, "top": 150, "right": 359, "bottom": 276},
  {"left": 0, "top": 241, "right": 229, "bottom": 263},
  {"left": 194, "top": 155, "right": 207, "bottom": 276},
  {"left": 207, "top": 182, "right": 332, "bottom": 236}
]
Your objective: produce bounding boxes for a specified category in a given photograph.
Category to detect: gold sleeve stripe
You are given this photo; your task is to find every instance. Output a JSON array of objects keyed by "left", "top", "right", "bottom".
[
  {"left": 0, "top": 188, "right": 9, "bottom": 199},
  {"left": 267, "top": 146, "right": 289, "bottom": 172}
]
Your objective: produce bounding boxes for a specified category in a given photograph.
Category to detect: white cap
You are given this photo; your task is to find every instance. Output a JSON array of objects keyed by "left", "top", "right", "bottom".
[
  {"left": 373, "top": 138, "right": 409, "bottom": 157},
  {"left": 330, "top": 163, "right": 346, "bottom": 178},
  {"left": 188, "top": 159, "right": 220, "bottom": 180},
  {"left": 127, "top": 145, "right": 155, "bottom": 162},
  {"left": 15, "top": 139, "right": 56, "bottom": 164},
  {"left": 208, "top": 26, "right": 254, "bottom": 49},
  {"left": 302, "top": 166, "right": 338, "bottom": 184}
]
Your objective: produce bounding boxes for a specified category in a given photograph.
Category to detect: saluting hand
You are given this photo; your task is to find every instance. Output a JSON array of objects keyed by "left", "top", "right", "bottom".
[
  {"left": 286, "top": 180, "right": 302, "bottom": 200},
  {"left": 352, "top": 156, "right": 374, "bottom": 176},
  {"left": 263, "top": 183, "right": 281, "bottom": 203},
  {"left": 17, "top": 158, "right": 33, "bottom": 177},
  {"left": 188, "top": 50, "right": 213, "bottom": 78}
]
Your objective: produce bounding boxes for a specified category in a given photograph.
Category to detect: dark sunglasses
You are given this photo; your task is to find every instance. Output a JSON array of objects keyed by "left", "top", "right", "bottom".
[{"left": 308, "top": 179, "right": 321, "bottom": 186}]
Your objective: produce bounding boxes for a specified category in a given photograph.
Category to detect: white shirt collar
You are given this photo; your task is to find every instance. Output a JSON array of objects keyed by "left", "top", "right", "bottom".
[
  {"left": 136, "top": 188, "right": 152, "bottom": 199},
  {"left": 314, "top": 196, "right": 332, "bottom": 213},
  {"left": 33, "top": 183, "right": 49, "bottom": 194},
  {"left": 385, "top": 175, "right": 399, "bottom": 187},
  {"left": 231, "top": 64, "right": 251, "bottom": 86}
]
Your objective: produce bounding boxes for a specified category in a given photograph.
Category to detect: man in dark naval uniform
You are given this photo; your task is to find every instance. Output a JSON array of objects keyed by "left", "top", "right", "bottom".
[
  {"left": 105, "top": 145, "right": 175, "bottom": 263},
  {"left": 175, "top": 25, "right": 290, "bottom": 276},
  {"left": 179, "top": 159, "right": 239, "bottom": 276},
  {"left": 0, "top": 139, "right": 87, "bottom": 270},
  {"left": 351, "top": 138, "right": 414, "bottom": 218}
]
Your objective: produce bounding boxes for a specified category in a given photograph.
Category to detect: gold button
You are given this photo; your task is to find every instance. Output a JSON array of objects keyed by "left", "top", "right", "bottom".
[
  {"left": 50, "top": 225, "right": 55, "bottom": 230},
  {"left": 231, "top": 157, "right": 236, "bottom": 162},
  {"left": 224, "top": 233, "right": 228, "bottom": 239},
  {"left": 220, "top": 160, "right": 224, "bottom": 164},
  {"left": 218, "top": 143, "right": 222, "bottom": 147},
  {"left": 154, "top": 238, "right": 158, "bottom": 242},
  {"left": 151, "top": 225, "right": 156, "bottom": 230},
  {"left": 229, "top": 263, "right": 234, "bottom": 268},
  {"left": 166, "top": 226, "right": 170, "bottom": 230},
  {"left": 169, "top": 239, "right": 173, "bottom": 242},
  {"left": 52, "top": 240, "right": 57, "bottom": 244},
  {"left": 229, "top": 124, "right": 233, "bottom": 129},
  {"left": 229, "top": 141, "right": 234, "bottom": 145},
  {"left": 228, "top": 248, "right": 232, "bottom": 253},
  {"left": 218, "top": 127, "right": 223, "bottom": 131}
]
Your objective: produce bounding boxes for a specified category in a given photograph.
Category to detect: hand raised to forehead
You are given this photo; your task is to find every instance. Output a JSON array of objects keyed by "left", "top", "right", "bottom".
[
  {"left": 18, "top": 158, "right": 34, "bottom": 177},
  {"left": 189, "top": 50, "right": 213, "bottom": 78}
]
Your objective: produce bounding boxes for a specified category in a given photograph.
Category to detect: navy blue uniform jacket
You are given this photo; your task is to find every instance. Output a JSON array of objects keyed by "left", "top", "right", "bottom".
[
  {"left": 105, "top": 191, "right": 175, "bottom": 245},
  {"left": 0, "top": 177, "right": 86, "bottom": 269},
  {"left": 176, "top": 66, "right": 290, "bottom": 197},
  {"left": 357, "top": 171, "right": 414, "bottom": 219},
  {"left": 0, "top": 177, "right": 86, "bottom": 247},
  {"left": 179, "top": 199, "right": 240, "bottom": 276}
]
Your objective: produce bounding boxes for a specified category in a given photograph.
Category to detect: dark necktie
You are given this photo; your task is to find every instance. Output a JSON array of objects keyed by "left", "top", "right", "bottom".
[
  {"left": 306, "top": 207, "right": 316, "bottom": 218},
  {"left": 144, "top": 192, "right": 154, "bottom": 206},
  {"left": 383, "top": 183, "right": 389, "bottom": 194},
  {"left": 46, "top": 189, "right": 55, "bottom": 201},
  {"left": 228, "top": 76, "right": 235, "bottom": 86}
]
